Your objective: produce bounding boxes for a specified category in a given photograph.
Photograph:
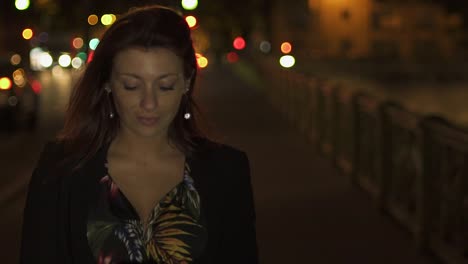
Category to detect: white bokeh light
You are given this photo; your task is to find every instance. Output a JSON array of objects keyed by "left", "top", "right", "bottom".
[
  {"left": 15, "top": 0, "right": 30, "bottom": 10},
  {"left": 71, "top": 57, "right": 83, "bottom": 69},
  {"left": 279, "top": 55, "right": 295, "bottom": 68},
  {"left": 39, "top": 52, "right": 53, "bottom": 68},
  {"left": 58, "top": 54, "right": 71, "bottom": 67},
  {"left": 181, "top": 0, "right": 198, "bottom": 10}
]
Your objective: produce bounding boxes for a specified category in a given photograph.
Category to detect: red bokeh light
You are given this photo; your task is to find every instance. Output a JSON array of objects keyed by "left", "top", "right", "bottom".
[
  {"left": 233, "top": 37, "right": 246, "bottom": 50},
  {"left": 87, "top": 50, "right": 94, "bottom": 63},
  {"left": 226, "top": 52, "right": 239, "bottom": 63},
  {"left": 31, "top": 80, "right": 42, "bottom": 94}
]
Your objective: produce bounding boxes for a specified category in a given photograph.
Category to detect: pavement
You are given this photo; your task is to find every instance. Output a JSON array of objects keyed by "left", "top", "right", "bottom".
[{"left": 196, "top": 60, "right": 440, "bottom": 263}]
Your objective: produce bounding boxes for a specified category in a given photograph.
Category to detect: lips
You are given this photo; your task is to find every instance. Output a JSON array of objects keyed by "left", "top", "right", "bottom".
[{"left": 137, "top": 116, "right": 159, "bottom": 126}]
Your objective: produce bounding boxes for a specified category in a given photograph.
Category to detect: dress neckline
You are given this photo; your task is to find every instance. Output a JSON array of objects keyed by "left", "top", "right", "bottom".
[{"left": 103, "top": 159, "right": 190, "bottom": 228}]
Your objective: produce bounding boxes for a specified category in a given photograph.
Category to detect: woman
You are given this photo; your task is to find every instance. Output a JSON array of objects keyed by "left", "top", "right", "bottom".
[{"left": 20, "top": 5, "right": 258, "bottom": 264}]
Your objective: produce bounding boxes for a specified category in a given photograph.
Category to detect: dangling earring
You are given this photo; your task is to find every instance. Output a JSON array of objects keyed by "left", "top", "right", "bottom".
[
  {"left": 184, "top": 88, "right": 191, "bottom": 120},
  {"left": 105, "top": 86, "right": 114, "bottom": 119}
]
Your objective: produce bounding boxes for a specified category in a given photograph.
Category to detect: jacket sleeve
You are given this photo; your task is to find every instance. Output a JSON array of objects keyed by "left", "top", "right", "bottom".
[
  {"left": 218, "top": 151, "right": 259, "bottom": 263},
  {"left": 19, "top": 142, "right": 61, "bottom": 263}
]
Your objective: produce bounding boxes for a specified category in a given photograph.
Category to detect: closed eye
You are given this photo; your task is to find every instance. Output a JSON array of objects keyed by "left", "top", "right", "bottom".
[
  {"left": 123, "top": 85, "right": 137, "bottom": 90},
  {"left": 160, "top": 86, "right": 174, "bottom": 91}
]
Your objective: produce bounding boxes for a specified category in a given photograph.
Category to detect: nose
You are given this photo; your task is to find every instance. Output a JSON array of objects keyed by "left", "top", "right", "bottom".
[{"left": 140, "top": 88, "right": 158, "bottom": 111}]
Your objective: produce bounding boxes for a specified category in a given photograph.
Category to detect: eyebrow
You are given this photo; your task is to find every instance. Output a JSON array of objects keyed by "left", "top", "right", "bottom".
[{"left": 115, "top": 72, "right": 180, "bottom": 80}]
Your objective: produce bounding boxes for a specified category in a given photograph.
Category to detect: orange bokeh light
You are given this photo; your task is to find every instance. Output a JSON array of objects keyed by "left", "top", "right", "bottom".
[
  {"left": 88, "top": 14, "right": 99, "bottom": 25},
  {"left": 281, "top": 42, "right": 292, "bottom": 54},
  {"left": 72, "top": 37, "right": 84, "bottom": 49}
]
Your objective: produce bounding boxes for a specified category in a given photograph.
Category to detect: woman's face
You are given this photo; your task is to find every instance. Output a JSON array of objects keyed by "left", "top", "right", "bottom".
[{"left": 108, "top": 47, "right": 188, "bottom": 139}]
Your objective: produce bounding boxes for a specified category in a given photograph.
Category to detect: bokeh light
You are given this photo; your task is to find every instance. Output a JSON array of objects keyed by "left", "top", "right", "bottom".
[
  {"left": 10, "top": 54, "right": 21, "bottom": 65},
  {"left": 0, "top": 77, "right": 12, "bottom": 90},
  {"left": 196, "top": 53, "right": 208, "bottom": 68},
  {"left": 39, "top": 52, "right": 53, "bottom": 68},
  {"left": 87, "top": 50, "right": 95, "bottom": 63},
  {"left": 72, "top": 37, "right": 84, "bottom": 49},
  {"left": 185, "top": 16, "right": 197, "bottom": 28},
  {"left": 89, "top": 38, "right": 100, "bottom": 50},
  {"left": 233, "top": 37, "right": 246, "bottom": 50},
  {"left": 279, "top": 55, "right": 295, "bottom": 68},
  {"left": 38, "top": 32, "right": 48, "bottom": 43},
  {"left": 13, "top": 69, "right": 26, "bottom": 87},
  {"left": 181, "top": 0, "right": 198, "bottom": 10},
  {"left": 52, "top": 65, "right": 65, "bottom": 77},
  {"left": 58, "top": 54, "right": 71, "bottom": 67},
  {"left": 71, "top": 57, "right": 84, "bottom": 69},
  {"left": 22, "top": 28, "right": 33, "bottom": 40},
  {"left": 15, "top": 0, "right": 30, "bottom": 10},
  {"left": 226, "top": 52, "right": 239, "bottom": 63},
  {"left": 88, "top": 14, "right": 99, "bottom": 25},
  {"left": 77, "top": 52, "right": 87, "bottom": 62},
  {"left": 281, "top": 42, "right": 292, "bottom": 54},
  {"left": 31, "top": 80, "right": 41, "bottom": 94},
  {"left": 259, "top": 41, "right": 271, "bottom": 53},
  {"left": 101, "top": 14, "right": 114, "bottom": 26}
]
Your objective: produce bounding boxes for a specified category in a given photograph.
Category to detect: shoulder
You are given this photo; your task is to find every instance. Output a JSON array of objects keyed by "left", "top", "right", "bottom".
[
  {"left": 191, "top": 137, "right": 249, "bottom": 166},
  {"left": 34, "top": 140, "right": 81, "bottom": 181},
  {"left": 36, "top": 140, "right": 65, "bottom": 168}
]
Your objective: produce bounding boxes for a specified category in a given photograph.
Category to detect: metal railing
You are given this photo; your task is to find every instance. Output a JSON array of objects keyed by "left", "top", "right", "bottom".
[{"left": 252, "top": 56, "right": 468, "bottom": 264}]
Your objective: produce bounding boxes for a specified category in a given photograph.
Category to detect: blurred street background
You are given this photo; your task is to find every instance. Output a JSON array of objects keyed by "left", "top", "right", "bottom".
[{"left": 1, "top": 0, "right": 468, "bottom": 263}]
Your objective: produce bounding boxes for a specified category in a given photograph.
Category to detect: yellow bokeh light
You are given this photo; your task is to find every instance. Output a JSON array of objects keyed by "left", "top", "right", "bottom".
[
  {"left": 101, "top": 14, "right": 114, "bottom": 26},
  {"left": 22, "top": 28, "right": 33, "bottom": 40},
  {"left": 197, "top": 56, "right": 208, "bottom": 68},
  {"left": 88, "top": 14, "right": 99, "bottom": 25},
  {"left": 185, "top": 16, "right": 197, "bottom": 28},
  {"left": 0, "top": 77, "right": 12, "bottom": 90}
]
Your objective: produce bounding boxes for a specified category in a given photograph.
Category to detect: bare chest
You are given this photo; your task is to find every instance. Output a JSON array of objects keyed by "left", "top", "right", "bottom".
[{"left": 106, "top": 160, "right": 185, "bottom": 225}]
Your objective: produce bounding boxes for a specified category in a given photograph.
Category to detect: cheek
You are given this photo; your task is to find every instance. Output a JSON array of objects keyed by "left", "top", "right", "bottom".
[
  {"left": 112, "top": 92, "right": 135, "bottom": 115},
  {"left": 164, "top": 96, "right": 182, "bottom": 112}
]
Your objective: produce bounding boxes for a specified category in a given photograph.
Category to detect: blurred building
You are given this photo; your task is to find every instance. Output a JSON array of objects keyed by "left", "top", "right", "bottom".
[{"left": 270, "top": 0, "right": 464, "bottom": 60}]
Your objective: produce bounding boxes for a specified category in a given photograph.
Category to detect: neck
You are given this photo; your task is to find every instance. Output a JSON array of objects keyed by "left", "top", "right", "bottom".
[{"left": 111, "top": 131, "right": 178, "bottom": 160}]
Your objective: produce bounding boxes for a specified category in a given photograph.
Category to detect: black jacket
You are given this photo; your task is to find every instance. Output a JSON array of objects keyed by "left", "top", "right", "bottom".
[{"left": 20, "top": 138, "right": 258, "bottom": 263}]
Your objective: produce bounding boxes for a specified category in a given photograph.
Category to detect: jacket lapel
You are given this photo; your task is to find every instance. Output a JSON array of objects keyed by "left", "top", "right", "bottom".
[{"left": 67, "top": 144, "right": 108, "bottom": 264}]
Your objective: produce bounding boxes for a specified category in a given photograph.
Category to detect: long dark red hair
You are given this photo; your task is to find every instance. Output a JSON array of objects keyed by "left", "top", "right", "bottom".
[{"left": 58, "top": 5, "right": 205, "bottom": 169}]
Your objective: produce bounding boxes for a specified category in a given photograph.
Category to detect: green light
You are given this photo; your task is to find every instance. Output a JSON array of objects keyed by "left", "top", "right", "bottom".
[
  {"left": 89, "top": 38, "right": 100, "bottom": 50},
  {"left": 15, "top": 0, "right": 30, "bottom": 10},
  {"left": 77, "top": 52, "right": 87, "bottom": 61},
  {"left": 181, "top": 0, "right": 198, "bottom": 10}
]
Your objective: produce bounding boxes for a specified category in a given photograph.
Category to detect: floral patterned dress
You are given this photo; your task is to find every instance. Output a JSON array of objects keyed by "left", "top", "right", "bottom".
[{"left": 87, "top": 162, "right": 207, "bottom": 264}]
